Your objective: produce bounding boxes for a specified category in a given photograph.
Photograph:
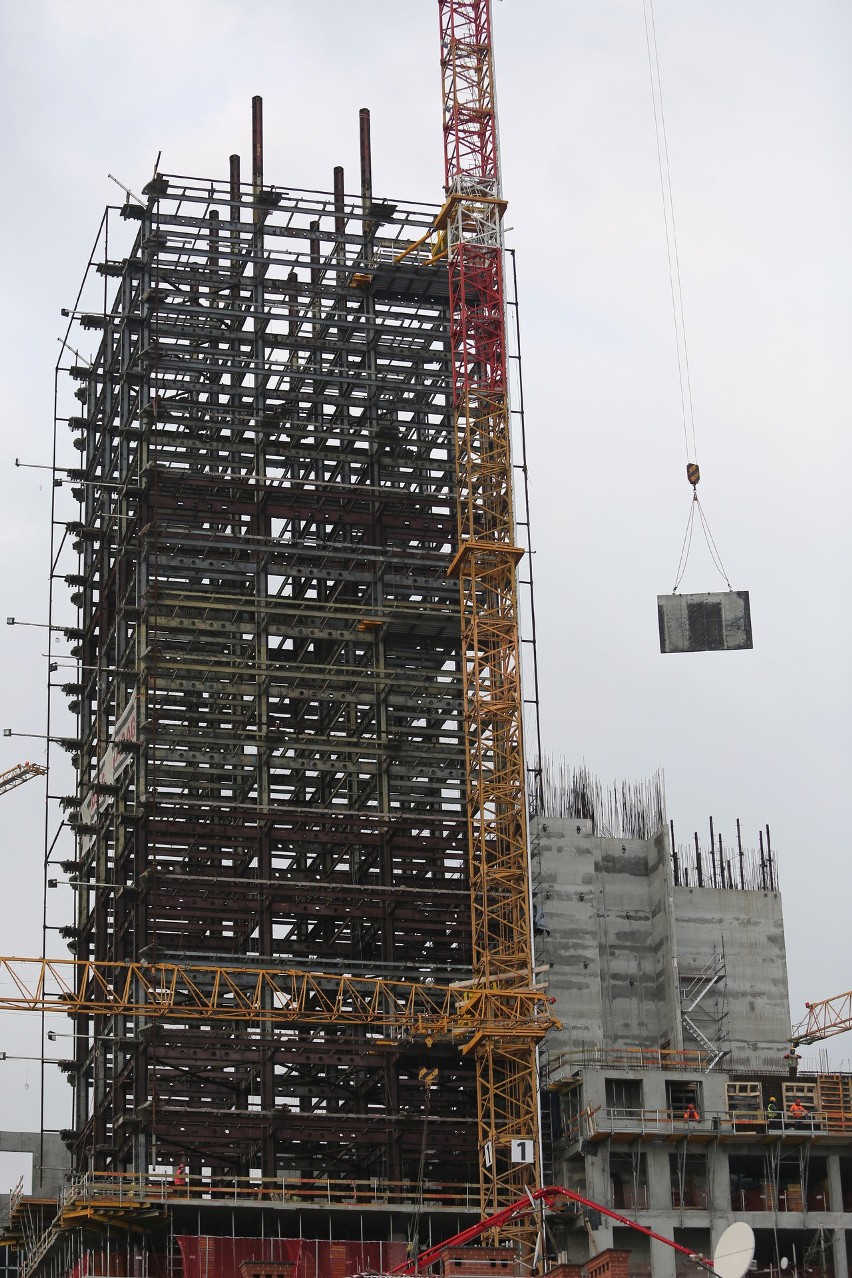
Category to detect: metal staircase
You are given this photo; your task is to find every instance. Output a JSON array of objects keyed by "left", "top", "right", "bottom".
[{"left": 680, "top": 948, "right": 729, "bottom": 1068}]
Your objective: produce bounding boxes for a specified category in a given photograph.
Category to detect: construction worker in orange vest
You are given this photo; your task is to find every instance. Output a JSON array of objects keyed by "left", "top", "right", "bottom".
[{"left": 789, "top": 1098, "right": 808, "bottom": 1122}]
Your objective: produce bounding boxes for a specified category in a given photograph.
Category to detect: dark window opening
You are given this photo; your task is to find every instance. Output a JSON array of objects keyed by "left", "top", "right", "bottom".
[{"left": 605, "top": 1076, "right": 643, "bottom": 1115}]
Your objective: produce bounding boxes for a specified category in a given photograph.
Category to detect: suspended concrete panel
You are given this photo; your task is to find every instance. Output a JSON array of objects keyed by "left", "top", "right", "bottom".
[{"left": 657, "top": 590, "right": 753, "bottom": 654}]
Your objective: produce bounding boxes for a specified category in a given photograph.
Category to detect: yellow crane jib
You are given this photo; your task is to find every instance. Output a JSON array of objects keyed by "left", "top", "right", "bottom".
[
  {"left": 0, "top": 762, "right": 46, "bottom": 797},
  {"left": 0, "top": 956, "right": 559, "bottom": 1039},
  {"left": 791, "top": 990, "right": 852, "bottom": 1047}
]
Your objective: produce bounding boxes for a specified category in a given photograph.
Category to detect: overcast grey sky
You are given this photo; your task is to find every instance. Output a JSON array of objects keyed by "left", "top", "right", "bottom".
[{"left": 0, "top": 1, "right": 849, "bottom": 1156}]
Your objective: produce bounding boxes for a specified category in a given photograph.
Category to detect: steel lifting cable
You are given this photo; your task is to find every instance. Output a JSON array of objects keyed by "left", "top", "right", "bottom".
[
  {"left": 642, "top": 0, "right": 733, "bottom": 593},
  {"left": 642, "top": 0, "right": 695, "bottom": 466},
  {"left": 671, "top": 494, "right": 696, "bottom": 594},
  {"left": 694, "top": 490, "right": 731, "bottom": 587},
  {"left": 672, "top": 479, "right": 731, "bottom": 594}
]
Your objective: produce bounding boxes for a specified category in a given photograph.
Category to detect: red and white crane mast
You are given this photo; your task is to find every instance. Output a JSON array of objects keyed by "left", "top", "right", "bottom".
[{"left": 438, "top": 0, "right": 544, "bottom": 1238}]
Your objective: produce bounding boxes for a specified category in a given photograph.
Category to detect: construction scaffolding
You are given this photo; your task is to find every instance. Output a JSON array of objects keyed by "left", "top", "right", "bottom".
[{"left": 50, "top": 101, "right": 492, "bottom": 1186}]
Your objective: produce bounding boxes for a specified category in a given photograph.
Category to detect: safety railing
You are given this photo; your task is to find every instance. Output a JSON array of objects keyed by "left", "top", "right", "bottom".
[
  {"left": 280, "top": 1177, "right": 479, "bottom": 1208},
  {"left": 583, "top": 1106, "right": 845, "bottom": 1138},
  {"left": 58, "top": 1171, "right": 480, "bottom": 1213},
  {"left": 732, "top": 1109, "right": 849, "bottom": 1135},
  {"left": 8, "top": 1177, "right": 25, "bottom": 1217},
  {"left": 590, "top": 1106, "right": 722, "bottom": 1136},
  {"left": 731, "top": 1187, "right": 776, "bottom": 1212},
  {"left": 1, "top": 1176, "right": 27, "bottom": 1230},
  {"left": 731, "top": 1184, "right": 832, "bottom": 1213},
  {"left": 544, "top": 1047, "right": 712, "bottom": 1081},
  {"left": 671, "top": 1185, "right": 708, "bottom": 1209},
  {"left": 21, "top": 1223, "right": 59, "bottom": 1278},
  {"left": 609, "top": 1184, "right": 648, "bottom": 1211}
]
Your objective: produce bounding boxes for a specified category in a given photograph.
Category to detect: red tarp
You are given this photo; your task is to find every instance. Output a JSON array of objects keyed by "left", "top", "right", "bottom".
[{"left": 177, "top": 1237, "right": 410, "bottom": 1278}]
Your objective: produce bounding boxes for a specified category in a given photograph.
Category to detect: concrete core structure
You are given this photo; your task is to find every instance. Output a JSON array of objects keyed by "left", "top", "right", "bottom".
[
  {"left": 531, "top": 798, "right": 851, "bottom": 1278},
  {"left": 533, "top": 816, "right": 790, "bottom": 1068}
]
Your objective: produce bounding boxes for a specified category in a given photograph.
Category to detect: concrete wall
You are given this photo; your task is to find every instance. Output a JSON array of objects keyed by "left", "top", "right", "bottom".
[
  {"left": 533, "top": 817, "right": 680, "bottom": 1055},
  {"left": 0, "top": 1130, "right": 70, "bottom": 1205},
  {"left": 673, "top": 883, "right": 790, "bottom": 1069},
  {"left": 533, "top": 815, "right": 791, "bottom": 1066},
  {"left": 533, "top": 817, "right": 607, "bottom": 1051}
]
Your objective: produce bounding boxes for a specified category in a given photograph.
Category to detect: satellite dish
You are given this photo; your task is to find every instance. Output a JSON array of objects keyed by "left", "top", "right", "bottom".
[
  {"left": 713, "top": 1223, "right": 756, "bottom": 1278},
  {"left": 780, "top": 1261, "right": 789, "bottom": 1271}
]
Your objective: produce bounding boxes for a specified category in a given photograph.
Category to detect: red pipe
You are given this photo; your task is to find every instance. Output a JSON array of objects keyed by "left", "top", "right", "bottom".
[{"left": 392, "top": 1185, "right": 701, "bottom": 1275}]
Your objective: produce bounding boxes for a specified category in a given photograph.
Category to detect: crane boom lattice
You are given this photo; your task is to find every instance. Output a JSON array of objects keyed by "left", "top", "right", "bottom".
[
  {"left": 793, "top": 991, "right": 852, "bottom": 1046},
  {"left": 0, "top": 762, "right": 46, "bottom": 797},
  {"left": 0, "top": 956, "right": 553, "bottom": 1034}
]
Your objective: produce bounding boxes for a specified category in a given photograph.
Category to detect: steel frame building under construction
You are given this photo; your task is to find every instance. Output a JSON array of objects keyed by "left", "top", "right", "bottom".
[
  {"left": 9, "top": 8, "right": 852, "bottom": 1278},
  {"left": 7, "top": 7, "right": 550, "bottom": 1262},
  {"left": 55, "top": 100, "right": 495, "bottom": 1190}
]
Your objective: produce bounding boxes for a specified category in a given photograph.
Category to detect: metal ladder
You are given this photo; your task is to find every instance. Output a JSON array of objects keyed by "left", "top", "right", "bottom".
[{"left": 680, "top": 949, "right": 729, "bottom": 1068}]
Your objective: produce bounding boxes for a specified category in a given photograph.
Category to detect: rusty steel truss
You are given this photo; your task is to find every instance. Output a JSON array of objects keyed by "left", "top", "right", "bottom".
[{"left": 52, "top": 102, "right": 489, "bottom": 1185}]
